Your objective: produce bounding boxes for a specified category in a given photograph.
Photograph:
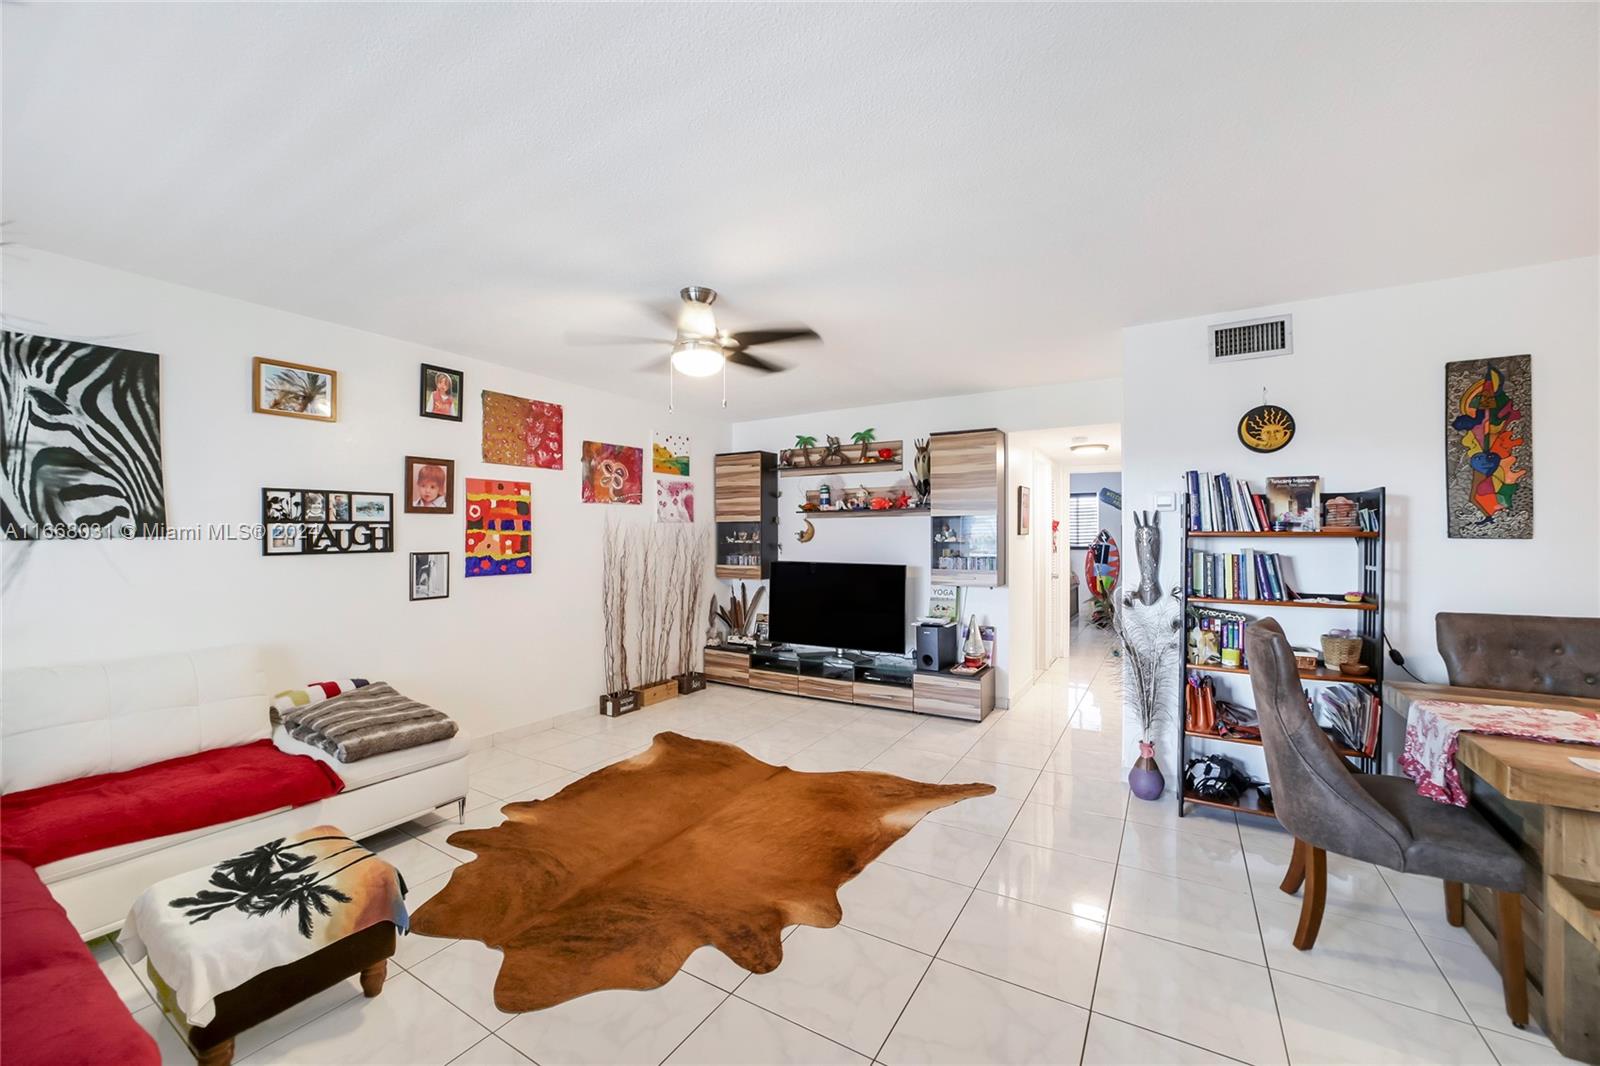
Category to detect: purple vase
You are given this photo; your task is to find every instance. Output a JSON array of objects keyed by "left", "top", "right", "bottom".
[{"left": 1128, "top": 740, "right": 1165, "bottom": 801}]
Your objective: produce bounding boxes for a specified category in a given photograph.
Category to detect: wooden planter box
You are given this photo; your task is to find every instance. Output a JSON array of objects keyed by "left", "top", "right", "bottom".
[
  {"left": 598, "top": 689, "right": 640, "bottom": 717},
  {"left": 633, "top": 679, "right": 678, "bottom": 708},
  {"left": 675, "top": 671, "right": 707, "bottom": 695}
]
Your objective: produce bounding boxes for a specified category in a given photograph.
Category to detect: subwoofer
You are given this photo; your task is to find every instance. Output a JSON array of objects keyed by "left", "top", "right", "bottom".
[{"left": 916, "top": 622, "right": 958, "bottom": 672}]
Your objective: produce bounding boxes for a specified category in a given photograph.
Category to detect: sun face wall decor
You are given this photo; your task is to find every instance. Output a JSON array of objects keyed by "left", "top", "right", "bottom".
[
  {"left": 581, "top": 441, "right": 643, "bottom": 505},
  {"left": 1237, "top": 404, "right": 1295, "bottom": 453},
  {"left": 465, "top": 478, "right": 531, "bottom": 577}
]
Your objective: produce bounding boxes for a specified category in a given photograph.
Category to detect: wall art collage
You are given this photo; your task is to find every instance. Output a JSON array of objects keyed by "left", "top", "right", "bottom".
[{"left": 2, "top": 331, "right": 694, "bottom": 595}]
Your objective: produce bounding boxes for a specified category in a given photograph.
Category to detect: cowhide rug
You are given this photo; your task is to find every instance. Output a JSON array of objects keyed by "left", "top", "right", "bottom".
[{"left": 411, "top": 730, "right": 994, "bottom": 1011}]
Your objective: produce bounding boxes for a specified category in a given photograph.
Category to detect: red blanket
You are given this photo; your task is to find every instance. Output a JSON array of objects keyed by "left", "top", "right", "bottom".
[
  {"left": 1, "top": 740, "right": 344, "bottom": 868},
  {"left": 1, "top": 857, "right": 160, "bottom": 1065}
]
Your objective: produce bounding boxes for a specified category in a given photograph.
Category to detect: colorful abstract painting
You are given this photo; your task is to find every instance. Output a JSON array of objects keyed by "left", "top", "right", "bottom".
[
  {"left": 465, "top": 478, "right": 531, "bottom": 577},
  {"left": 1445, "top": 355, "right": 1532, "bottom": 539},
  {"left": 482, "top": 391, "right": 563, "bottom": 469},
  {"left": 581, "top": 441, "right": 643, "bottom": 505},
  {"left": 652, "top": 432, "right": 691, "bottom": 476},
  {"left": 655, "top": 479, "right": 694, "bottom": 523}
]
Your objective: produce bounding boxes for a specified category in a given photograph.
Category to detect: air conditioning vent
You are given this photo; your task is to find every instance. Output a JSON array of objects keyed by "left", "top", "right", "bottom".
[{"left": 1209, "top": 315, "right": 1292, "bottom": 363}]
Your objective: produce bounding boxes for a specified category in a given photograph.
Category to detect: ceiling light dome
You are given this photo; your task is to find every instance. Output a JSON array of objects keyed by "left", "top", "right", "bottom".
[
  {"left": 1069, "top": 442, "right": 1110, "bottom": 453},
  {"left": 670, "top": 340, "right": 724, "bottom": 378}
]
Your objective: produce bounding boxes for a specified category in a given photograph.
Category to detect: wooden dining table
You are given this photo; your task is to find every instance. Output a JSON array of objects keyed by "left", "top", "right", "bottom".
[{"left": 1386, "top": 682, "right": 1600, "bottom": 1063}]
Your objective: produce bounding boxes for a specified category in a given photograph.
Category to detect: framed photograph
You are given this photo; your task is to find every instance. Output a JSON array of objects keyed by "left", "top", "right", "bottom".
[
  {"left": 351, "top": 493, "right": 392, "bottom": 522},
  {"left": 410, "top": 552, "right": 450, "bottom": 600},
  {"left": 420, "top": 363, "right": 464, "bottom": 422},
  {"left": 1017, "top": 485, "right": 1031, "bottom": 535},
  {"left": 404, "top": 455, "right": 456, "bottom": 514},
  {"left": 261, "top": 487, "right": 392, "bottom": 556},
  {"left": 253, "top": 357, "right": 336, "bottom": 422}
]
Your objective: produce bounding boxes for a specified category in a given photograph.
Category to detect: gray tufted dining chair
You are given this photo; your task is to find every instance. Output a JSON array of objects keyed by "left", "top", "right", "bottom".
[{"left": 1244, "top": 618, "right": 1529, "bottom": 1027}]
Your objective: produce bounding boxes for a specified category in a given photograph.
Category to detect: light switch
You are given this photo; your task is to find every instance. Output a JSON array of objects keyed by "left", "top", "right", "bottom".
[{"left": 1153, "top": 491, "right": 1177, "bottom": 511}]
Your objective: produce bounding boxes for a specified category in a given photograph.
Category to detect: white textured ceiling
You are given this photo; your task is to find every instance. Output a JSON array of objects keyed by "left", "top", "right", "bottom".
[{"left": 3, "top": 3, "right": 1594, "bottom": 418}]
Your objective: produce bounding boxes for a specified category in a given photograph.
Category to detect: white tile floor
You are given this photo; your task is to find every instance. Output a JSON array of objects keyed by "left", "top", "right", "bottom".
[{"left": 99, "top": 622, "right": 1583, "bottom": 1065}]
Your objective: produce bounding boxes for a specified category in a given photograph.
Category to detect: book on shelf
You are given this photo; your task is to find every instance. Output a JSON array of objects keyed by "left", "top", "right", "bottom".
[
  {"left": 1186, "top": 606, "right": 1249, "bottom": 666},
  {"left": 1263, "top": 476, "right": 1322, "bottom": 532},
  {"left": 1184, "top": 471, "right": 1313, "bottom": 533},
  {"left": 1186, "top": 549, "right": 1299, "bottom": 601}
]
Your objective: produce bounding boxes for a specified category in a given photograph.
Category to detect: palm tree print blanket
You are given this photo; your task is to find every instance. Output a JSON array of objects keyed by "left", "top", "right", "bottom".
[{"left": 118, "top": 825, "right": 408, "bottom": 1026}]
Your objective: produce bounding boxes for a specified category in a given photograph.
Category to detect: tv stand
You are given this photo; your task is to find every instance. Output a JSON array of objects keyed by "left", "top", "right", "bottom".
[{"left": 702, "top": 644, "right": 994, "bottom": 721}]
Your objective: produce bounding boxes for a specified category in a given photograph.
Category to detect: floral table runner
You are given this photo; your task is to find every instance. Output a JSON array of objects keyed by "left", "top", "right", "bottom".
[{"left": 1400, "top": 699, "right": 1600, "bottom": 806}]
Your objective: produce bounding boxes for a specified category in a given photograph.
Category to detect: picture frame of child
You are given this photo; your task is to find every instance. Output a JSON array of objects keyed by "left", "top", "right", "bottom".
[
  {"left": 404, "top": 456, "right": 456, "bottom": 514},
  {"left": 419, "top": 363, "right": 464, "bottom": 422}
]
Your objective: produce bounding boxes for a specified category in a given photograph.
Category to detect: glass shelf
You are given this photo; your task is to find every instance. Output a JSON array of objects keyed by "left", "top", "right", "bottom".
[{"left": 931, "top": 514, "right": 998, "bottom": 574}]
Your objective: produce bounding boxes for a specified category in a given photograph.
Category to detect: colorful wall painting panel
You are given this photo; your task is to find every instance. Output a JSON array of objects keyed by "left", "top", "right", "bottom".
[
  {"left": 482, "top": 391, "right": 563, "bottom": 469},
  {"left": 655, "top": 479, "right": 694, "bottom": 523},
  {"left": 581, "top": 441, "right": 644, "bottom": 504},
  {"left": 652, "top": 431, "right": 691, "bottom": 476},
  {"left": 465, "top": 478, "right": 532, "bottom": 576},
  {"left": 1445, "top": 355, "right": 1532, "bottom": 539}
]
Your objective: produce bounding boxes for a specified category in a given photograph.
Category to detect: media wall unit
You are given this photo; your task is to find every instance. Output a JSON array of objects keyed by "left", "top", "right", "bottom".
[
  {"left": 704, "top": 646, "right": 995, "bottom": 721},
  {"left": 714, "top": 450, "right": 778, "bottom": 579},
  {"left": 929, "top": 428, "right": 1007, "bottom": 587}
]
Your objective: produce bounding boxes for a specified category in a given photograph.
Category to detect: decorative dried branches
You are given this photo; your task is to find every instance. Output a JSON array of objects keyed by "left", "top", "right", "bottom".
[
  {"left": 678, "top": 529, "right": 709, "bottom": 676},
  {"left": 602, "top": 521, "right": 631, "bottom": 694},
  {"left": 604, "top": 521, "right": 715, "bottom": 692}
]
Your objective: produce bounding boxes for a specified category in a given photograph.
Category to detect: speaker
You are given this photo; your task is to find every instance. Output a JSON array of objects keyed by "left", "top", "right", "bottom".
[{"left": 916, "top": 622, "right": 958, "bottom": 672}]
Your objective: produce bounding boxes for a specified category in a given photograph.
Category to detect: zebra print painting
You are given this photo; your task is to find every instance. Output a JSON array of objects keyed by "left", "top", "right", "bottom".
[{"left": 1, "top": 331, "right": 166, "bottom": 539}]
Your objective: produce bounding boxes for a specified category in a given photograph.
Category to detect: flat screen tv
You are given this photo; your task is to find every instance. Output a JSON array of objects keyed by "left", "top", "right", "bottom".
[{"left": 768, "top": 561, "right": 907, "bottom": 654}]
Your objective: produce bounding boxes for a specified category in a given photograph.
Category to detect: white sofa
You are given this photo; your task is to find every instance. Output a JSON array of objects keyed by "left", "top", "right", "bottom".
[{"left": 1, "top": 646, "right": 470, "bottom": 938}]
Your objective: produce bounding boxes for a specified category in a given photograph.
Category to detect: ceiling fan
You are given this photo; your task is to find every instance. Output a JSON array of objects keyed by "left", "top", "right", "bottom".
[{"left": 569, "top": 286, "right": 820, "bottom": 408}]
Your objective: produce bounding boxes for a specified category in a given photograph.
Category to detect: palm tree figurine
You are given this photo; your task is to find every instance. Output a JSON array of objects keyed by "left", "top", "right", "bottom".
[
  {"left": 793, "top": 434, "right": 818, "bottom": 467},
  {"left": 849, "top": 428, "right": 876, "bottom": 462}
]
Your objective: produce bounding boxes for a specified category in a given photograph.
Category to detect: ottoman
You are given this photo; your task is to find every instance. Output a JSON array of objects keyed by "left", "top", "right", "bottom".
[{"left": 119, "top": 825, "right": 409, "bottom": 1066}]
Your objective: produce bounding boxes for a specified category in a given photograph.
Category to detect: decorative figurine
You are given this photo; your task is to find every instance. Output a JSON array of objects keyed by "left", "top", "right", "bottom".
[
  {"left": 821, "top": 435, "right": 845, "bottom": 466},
  {"left": 1132, "top": 510, "right": 1162, "bottom": 607},
  {"left": 962, "top": 614, "right": 987, "bottom": 666},
  {"left": 911, "top": 438, "right": 931, "bottom": 506}
]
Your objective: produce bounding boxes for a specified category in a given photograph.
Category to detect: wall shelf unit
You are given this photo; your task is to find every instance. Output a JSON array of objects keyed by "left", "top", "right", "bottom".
[
  {"left": 1178, "top": 487, "right": 1387, "bottom": 822},
  {"left": 714, "top": 451, "right": 778, "bottom": 580},
  {"left": 799, "top": 507, "right": 931, "bottom": 519},
  {"left": 1188, "top": 596, "right": 1377, "bottom": 611},
  {"left": 778, "top": 439, "right": 904, "bottom": 477}
]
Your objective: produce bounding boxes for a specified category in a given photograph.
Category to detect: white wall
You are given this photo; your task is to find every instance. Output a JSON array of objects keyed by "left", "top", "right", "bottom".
[
  {"left": 1120, "top": 256, "right": 1600, "bottom": 779},
  {"left": 728, "top": 380, "right": 1123, "bottom": 703},
  {"left": 0, "top": 249, "right": 731, "bottom": 739}
]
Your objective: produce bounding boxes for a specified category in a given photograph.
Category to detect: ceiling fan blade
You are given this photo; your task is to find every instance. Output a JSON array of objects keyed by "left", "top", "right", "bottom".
[
  {"left": 566, "top": 332, "right": 675, "bottom": 347},
  {"left": 726, "top": 350, "right": 787, "bottom": 374},
  {"left": 636, "top": 353, "right": 674, "bottom": 373},
  {"left": 723, "top": 326, "right": 819, "bottom": 350},
  {"left": 638, "top": 300, "right": 689, "bottom": 332}
]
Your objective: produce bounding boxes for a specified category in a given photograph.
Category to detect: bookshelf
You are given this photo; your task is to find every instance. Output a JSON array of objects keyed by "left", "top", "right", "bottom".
[{"left": 1176, "top": 485, "right": 1387, "bottom": 822}]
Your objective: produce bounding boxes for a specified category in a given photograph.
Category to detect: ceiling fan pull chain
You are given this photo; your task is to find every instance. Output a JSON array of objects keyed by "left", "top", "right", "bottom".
[
  {"left": 668, "top": 362, "right": 675, "bottom": 412},
  {"left": 721, "top": 360, "right": 728, "bottom": 408}
]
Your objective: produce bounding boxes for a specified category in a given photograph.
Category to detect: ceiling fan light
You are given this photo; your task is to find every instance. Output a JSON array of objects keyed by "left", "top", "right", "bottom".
[
  {"left": 1069, "top": 442, "right": 1110, "bottom": 453},
  {"left": 671, "top": 340, "right": 724, "bottom": 378}
]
